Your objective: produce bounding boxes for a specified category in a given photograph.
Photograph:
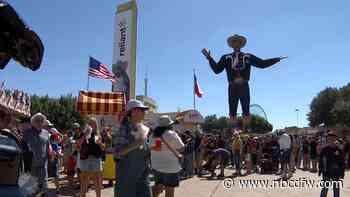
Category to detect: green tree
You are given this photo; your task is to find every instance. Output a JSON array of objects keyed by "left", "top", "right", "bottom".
[
  {"left": 308, "top": 87, "right": 339, "bottom": 127},
  {"left": 30, "top": 94, "right": 86, "bottom": 132},
  {"left": 202, "top": 115, "right": 218, "bottom": 133},
  {"left": 202, "top": 114, "right": 273, "bottom": 134},
  {"left": 332, "top": 83, "right": 350, "bottom": 127}
]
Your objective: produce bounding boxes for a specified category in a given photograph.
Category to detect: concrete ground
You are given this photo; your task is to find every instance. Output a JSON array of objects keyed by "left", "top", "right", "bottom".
[{"left": 48, "top": 169, "right": 350, "bottom": 197}]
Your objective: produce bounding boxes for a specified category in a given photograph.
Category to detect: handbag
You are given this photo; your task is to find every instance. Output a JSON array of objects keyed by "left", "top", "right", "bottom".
[
  {"left": 160, "top": 136, "right": 184, "bottom": 164},
  {"left": 79, "top": 140, "right": 88, "bottom": 160}
]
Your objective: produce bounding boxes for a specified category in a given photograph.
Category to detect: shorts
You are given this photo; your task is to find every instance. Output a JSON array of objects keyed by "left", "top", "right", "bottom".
[
  {"left": 48, "top": 159, "right": 59, "bottom": 178},
  {"left": 153, "top": 170, "right": 180, "bottom": 187},
  {"left": 79, "top": 156, "right": 102, "bottom": 172},
  {"left": 195, "top": 150, "right": 201, "bottom": 161}
]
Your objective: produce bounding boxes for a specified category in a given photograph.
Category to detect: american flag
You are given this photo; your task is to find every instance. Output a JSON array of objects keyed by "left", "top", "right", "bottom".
[{"left": 88, "top": 57, "right": 116, "bottom": 83}]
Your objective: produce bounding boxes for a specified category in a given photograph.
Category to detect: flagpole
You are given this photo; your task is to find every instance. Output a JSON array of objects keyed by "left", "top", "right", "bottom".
[
  {"left": 87, "top": 56, "right": 90, "bottom": 91},
  {"left": 87, "top": 76, "right": 90, "bottom": 91},
  {"left": 193, "top": 68, "right": 196, "bottom": 110}
]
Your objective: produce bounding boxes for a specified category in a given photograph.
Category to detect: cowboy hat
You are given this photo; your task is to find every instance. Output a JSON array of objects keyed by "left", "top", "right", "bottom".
[
  {"left": 44, "top": 119, "right": 53, "bottom": 127},
  {"left": 158, "top": 115, "right": 174, "bottom": 127},
  {"left": 227, "top": 34, "right": 247, "bottom": 49}
]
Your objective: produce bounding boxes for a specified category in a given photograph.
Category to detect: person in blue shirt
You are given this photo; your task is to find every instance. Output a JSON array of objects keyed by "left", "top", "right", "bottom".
[{"left": 48, "top": 133, "right": 62, "bottom": 194}]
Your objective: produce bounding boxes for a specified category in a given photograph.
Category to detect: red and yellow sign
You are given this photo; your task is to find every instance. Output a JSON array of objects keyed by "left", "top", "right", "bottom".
[{"left": 76, "top": 91, "right": 126, "bottom": 115}]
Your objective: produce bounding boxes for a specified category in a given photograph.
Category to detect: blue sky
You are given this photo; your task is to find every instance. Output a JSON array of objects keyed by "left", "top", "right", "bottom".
[{"left": 1, "top": 0, "right": 350, "bottom": 129}]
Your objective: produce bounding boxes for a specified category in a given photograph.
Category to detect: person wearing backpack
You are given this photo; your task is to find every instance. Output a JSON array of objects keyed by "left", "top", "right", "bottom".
[
  {"left": 79, "top": 118, "right": 105, "bottom": 197},
  {"left": 150, "top": 115, "right": 185, "bottom": 197}
]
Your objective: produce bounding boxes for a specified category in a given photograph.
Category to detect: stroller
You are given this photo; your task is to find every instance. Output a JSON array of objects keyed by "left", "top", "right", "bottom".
[
  {"left": 258, "top": 146, "right": 280, "bottom": 174},
  {"left": 259, "top": 153, "right": 275, "bottom": 174},
  {"left": 0, "top": 1, "right": 44, "bottom": 71}
]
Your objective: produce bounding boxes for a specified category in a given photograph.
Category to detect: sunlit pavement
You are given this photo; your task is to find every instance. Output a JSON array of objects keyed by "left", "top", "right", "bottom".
[{"left": 48, "top": 169, "right": 350, "bottom": 197}]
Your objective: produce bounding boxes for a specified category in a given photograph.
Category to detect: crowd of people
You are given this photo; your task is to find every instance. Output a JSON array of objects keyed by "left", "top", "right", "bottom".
[
  {"left": 187, "top": 130, "right": 350, "bottom": 179},
  {"left": 19, "top": 112, "right": 114, "bottom": 197},
  {"left": 14, "top": 99, "right": 349, "bottom": 197}
]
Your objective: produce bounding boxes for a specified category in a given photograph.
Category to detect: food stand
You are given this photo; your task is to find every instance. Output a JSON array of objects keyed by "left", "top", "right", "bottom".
[{"left": 76, "top": 90, "right": 126, "bottom": 181}]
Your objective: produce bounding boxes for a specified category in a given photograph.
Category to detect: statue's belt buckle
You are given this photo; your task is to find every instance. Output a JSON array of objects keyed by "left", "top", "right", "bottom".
[{"left": 233, "top": 78, "right": 245, "bottom": 84}]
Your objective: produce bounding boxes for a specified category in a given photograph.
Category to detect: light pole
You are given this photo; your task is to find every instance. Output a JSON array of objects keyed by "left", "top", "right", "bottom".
[{"left": 295, "top": 108, "right": 300, "bottom": 128}]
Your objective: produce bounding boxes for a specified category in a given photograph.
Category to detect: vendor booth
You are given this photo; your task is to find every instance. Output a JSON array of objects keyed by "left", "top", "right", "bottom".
[{"left": 76, "top": 90, "right": 126, "bottom": 181}]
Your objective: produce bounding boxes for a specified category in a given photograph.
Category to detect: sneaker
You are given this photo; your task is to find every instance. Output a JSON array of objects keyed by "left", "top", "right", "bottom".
[{"left": 218, "top": 174, "right": 225, "bottom": 178}]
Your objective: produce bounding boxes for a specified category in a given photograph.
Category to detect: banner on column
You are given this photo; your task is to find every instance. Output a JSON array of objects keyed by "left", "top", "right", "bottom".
[{"left": 112, "top": 0, "right": 137, "bottom": 101}]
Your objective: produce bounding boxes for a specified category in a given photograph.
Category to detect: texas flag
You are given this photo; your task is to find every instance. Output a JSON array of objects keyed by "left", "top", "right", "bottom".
[{"left": 194, "top": 74, "right": 204, "bottom": 98}]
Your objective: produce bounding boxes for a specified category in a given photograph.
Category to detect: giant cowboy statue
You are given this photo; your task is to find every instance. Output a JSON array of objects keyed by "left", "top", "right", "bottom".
[
  {"left": 202, "top": 34, "right": 287, "bottom": 131},
  {"left": 0, "top": 0, "right": 44, "bottom": 71},
  {"left": 0, "top": 1, "right": 44, "bottom": 196}
]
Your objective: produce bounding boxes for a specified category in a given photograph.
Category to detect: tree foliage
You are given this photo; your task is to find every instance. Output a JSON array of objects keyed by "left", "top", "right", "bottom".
[
  {"left": 202, "top": 114, "right": 273, "bottom": 134},
  {"left": 30, "top": 94, "right": 86, "bottom": 132},
  {"left": 308, "top": 83, "right": 350, "bottom": 127}
]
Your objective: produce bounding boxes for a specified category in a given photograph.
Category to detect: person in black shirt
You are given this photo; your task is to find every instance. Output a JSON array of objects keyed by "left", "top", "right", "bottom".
[
  {"left": 202, "top": 34, "right": 286, "bottom": 130},
  {"left": 319, "top": 132, "right": 345, "bottom": 197},
  {"left": 310, "top": 137, "right": 318, "bottom": 173},
  {"left": 79, "top": 118, "right": 105, "bottom": 197},
  {"left": 193, "top": 132, "right": 202, "bottom": 175},
  {"left": 217, "top": 135, "right": 226, "bottom": 149},
  {"left": 343, "top": 138, "right": 350, "bottom": 169},
  {"left": 302, "top": 137, "right": 310, "bottom": 171},
  {"left": 182, "top": 131, "right": 195, "bottom": 178},
  {"left": 270, "top": 136, "right": 280, "bottom": 172}
]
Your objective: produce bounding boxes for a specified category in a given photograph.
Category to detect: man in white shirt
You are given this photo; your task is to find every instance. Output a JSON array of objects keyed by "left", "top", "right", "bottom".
[
  {"left": 150, "top": 115, "right": 185, "bottom": 197},
  {"left": 278, "top": 131, "right": 292, "bottom": 179}
]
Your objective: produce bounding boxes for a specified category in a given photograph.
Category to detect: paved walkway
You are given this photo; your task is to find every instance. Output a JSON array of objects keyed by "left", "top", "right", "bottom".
[{"left": 48, "top": 169, "right": 350, "bottom": 197}]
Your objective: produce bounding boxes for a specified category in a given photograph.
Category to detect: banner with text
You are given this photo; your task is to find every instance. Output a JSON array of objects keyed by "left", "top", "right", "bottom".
[{"left": 112, "top": 1, "right": 137, "bottom": 101}]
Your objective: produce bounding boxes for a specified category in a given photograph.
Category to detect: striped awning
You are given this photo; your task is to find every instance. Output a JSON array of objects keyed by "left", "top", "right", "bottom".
[{"left": 76, "top": 91, "right": 126, "bottom": 115}]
